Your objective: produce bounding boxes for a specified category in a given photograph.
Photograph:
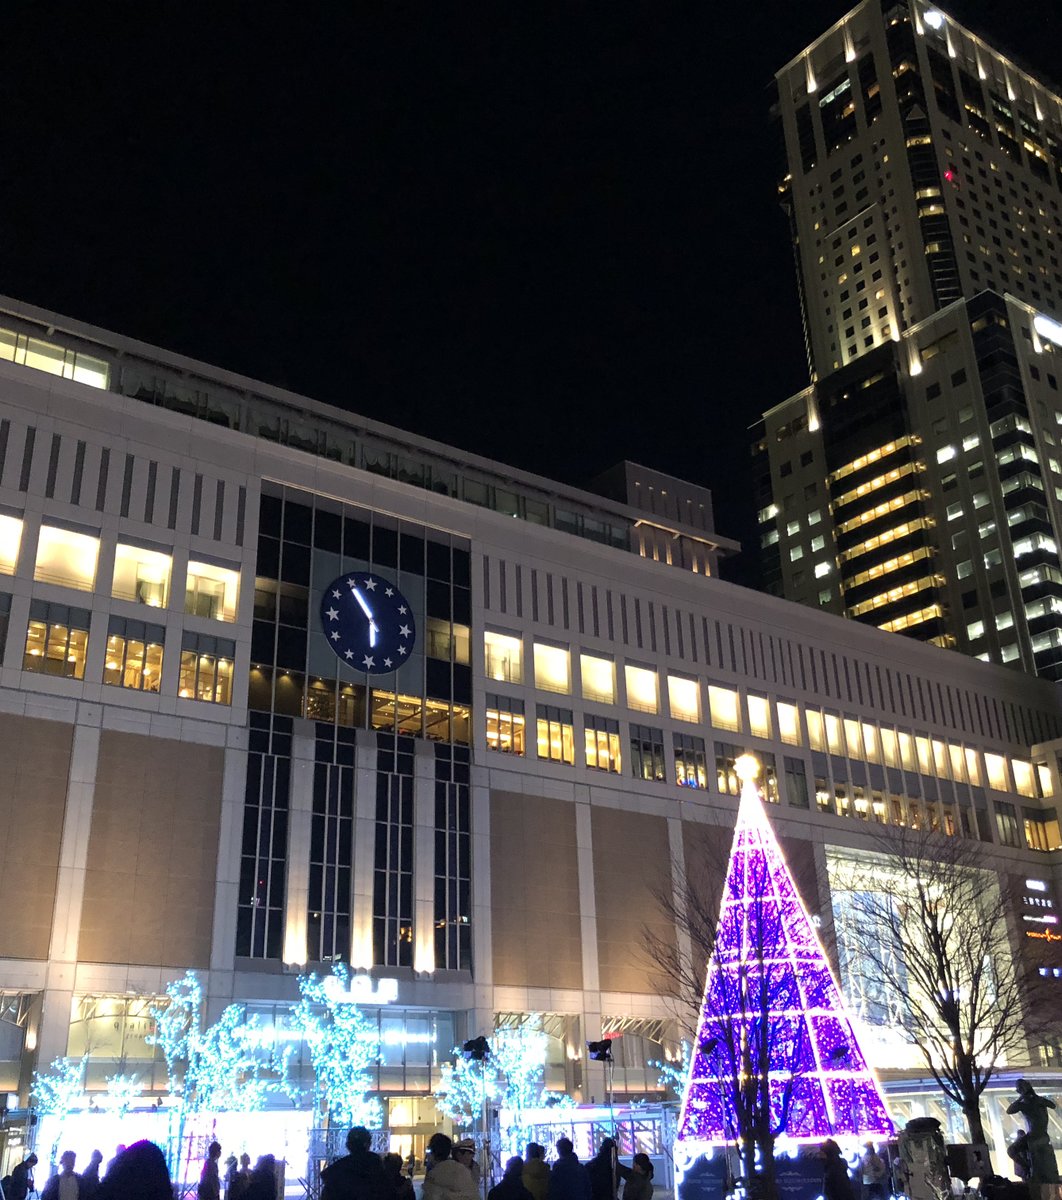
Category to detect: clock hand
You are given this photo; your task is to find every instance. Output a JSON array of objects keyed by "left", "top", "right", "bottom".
[{"left": 351, "top": 586, "right": 380, "bottom": 648}]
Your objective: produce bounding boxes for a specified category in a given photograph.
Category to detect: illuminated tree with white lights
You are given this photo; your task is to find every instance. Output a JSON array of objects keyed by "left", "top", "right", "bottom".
[
  {"left": 103, "top": 1072, "right": 143, "bottom": 1118},
  {"left": 292, "top": 963, "right": 383, "bottom": 1127},
  {"left": 32, "top": 1055, "right": 89, "bottom": 1161}
]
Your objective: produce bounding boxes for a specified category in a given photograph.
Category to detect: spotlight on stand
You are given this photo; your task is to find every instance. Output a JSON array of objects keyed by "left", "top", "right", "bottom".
[
  {"left": 462, "top": 1036, "right": 491, "bottom": 1061},
  {"left": 587, "top": 1038, "right": 614, "bottom": 1062}
]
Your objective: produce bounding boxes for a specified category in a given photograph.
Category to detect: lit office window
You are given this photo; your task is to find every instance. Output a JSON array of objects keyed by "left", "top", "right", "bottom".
[
  {"left": 630, "top": 724, "right": 666, "bottom": 782},
  {"left": 185, "top": 561, "right": 240, "bottom": 622},
  {"left": 824, "top": 713, "right": 843, "bottom": 756},
  {"left": 964, "top": 748, "right": 982, "bottom": 785},
  {"left": 179, "top": 632, "right": 234, "bottom": 704},
  {"left": 112, "top": 543, "right": 172, "bottom": 608},
  {"left": 484, "top": 630, "right": 523, "bottom": 683},
  {"left": 427, "top": 617, "right": 470, "bottom": 664},
  {"left": 536, "top": 705, "right": 574, "bottom": 764},
  {"left": 34, "top": 525, "right": 99, "bottom": 591},
  {"left": 844, "top": 719, "right": 863, "bottom": 759},
  {"left": 747, "top": 694, "right": 771, "bottom": 739},
  {"left": 994, "top": 801, "right": 1021, "bottom": 848},
  {"left": 669, "top": 675, "right": 702, "bottom": 723},
  {"left": 806, "top": 709, "right": 825, "bottom": 751},
  {"left": 776, "top": 701, "right": 801, "bottom": 745},
  {"left": 584, "top": 715, "right": 621, "bottom": 773},
  {"left": 581, "top": 654, "right": 616, "bottom": 704},
  {"left": 1036, "top": 761, "right": 1054, "bottom": 798},
  {"left": 0, "top": 327, "right": 109, "bottom": 388},
  {"left": 485, "top": 694, "right": 525, "bottom": 755},
  {"left": 23, "top": 600, "right": 90, "bottom": 679},
  {"left": 1024, "top": 809, "right": 1061, "bottom": 852},
  {"left": 898, "top": 732, "right": 917, "bottom": 772},
  {"left": 0, "top": 514, "right": 23, "bottom": 575},
  {"left": 1012, "top": 759, "right": 1036, "bottom": 798},
  {"left": 862, "top": 724, "right": 880, "bottom": 762},
  {"left": 916, "top": 737, "right": 933, "bottom": 775},
  {"left": 880, "top": 728, "right": 899, "bottom": 768},
  {"left": 674, "top": 733, "right": 707, "bottom": 789},
  {"left": 624, "top": 664, "right": 659, "bottom": 713},
  {"left": 707, "top": 684, "right": 739, "bottom": 731},
  {"left": 104, "top": 617, "right": 164, "bottom": 692},
  {"left": 533, "top": 642, "right": 571, "bottom": 694},
  {"left": 984, "top": 752, "right": 1009, "bottom": 792}
]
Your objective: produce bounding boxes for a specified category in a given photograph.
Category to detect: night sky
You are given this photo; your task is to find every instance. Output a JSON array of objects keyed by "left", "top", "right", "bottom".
[{"left": 4, "top": 2, "right": 1062, "bottom": 582}]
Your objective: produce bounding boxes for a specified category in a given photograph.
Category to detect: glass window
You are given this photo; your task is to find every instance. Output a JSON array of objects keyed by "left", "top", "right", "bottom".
[
  {"left": 426, "top": 617, "right": 470, "bottom": 664},
  {"left": 536, "top": 705, "right": 574, "bottom": 764},
  {"left": 0, "top": 514, "right": 23, "bottom": 575},
  {"left": 994, "top": 800, "right": 1021, "bottom": 847},
  {"left": 806, "top": 709, "right": 826, "bottom": 751},
  {"left": 708, "top": 684, "right": 739, "bottom": 731},
  {"left": 112, "top": 543, "right": 172, "bottom": 608},
  {"left": 185, "top": 560, "right": 240, "bottom": 622},
  {"left": 1010, "top": 759, "right": 1035, "bottom": 798},
  {"left": 880, "top": 728, "right": 899, "bottom": 767},
  {"left": 630, "top": 724, "right": 666, "bottom": 782},
  {"left": 985, "top": 752, "right": 1009, "bottom": 791},
  {"left": 580, "top": 653, "right": 615, "bottom": 704},
  {"left": 844, "top": 719, "right": 863, "bottom": 759},
  {"left": 104, "top": 618, "right": 164, "bottom": 692},
  {"left": 674, "top": 733, "right": 707, "bottom": 789},
  {"left": 34, "top": 524, "right": 99, "bottom": 591},
  {"left": 964, "top": 747, "right": 982, "bottom": 785},
  {"left": 747, "top": 694, "right": 771, "bottom": 739},
  {"left": 624, "top": 664, "right": 658, "bottom": 713},
  {"left": 1024, "top": 808, "right": 1061, "bottom": 851},
  {"left": 825, "top": 714, "right": 844, "bottom": 756},
  {"left": 669, "top": 675, "right": 701, "bottom": 723},
  {"left": 533, "top": 643, "right": 571, "bottom": 694},
  {"left": 484, "top": 630, "right": 523, "bottom": 683},
  {"left": 179, "top": 632, "right": 234, "bottom": 704},
  {"left": 486, "top": 694, "right": 525, "bottom": 755},
  {"left": 584, "top": 715, "right": 621, "bottom": 773},
  {"left": 777, "top": 701, "right": 801, "bottom": 745},
  {"left": 23, "top": 601, "right": 90, "bottom": 679},
  {"left": 784, "top": 756, "right": 810, "bottom": 808}
]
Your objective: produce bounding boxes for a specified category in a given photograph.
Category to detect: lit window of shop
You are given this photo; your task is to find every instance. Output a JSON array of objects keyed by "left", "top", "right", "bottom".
[
  {"left": 0, "top": 513, "right": 23, "bottom": 575},
  {"left": 630, "top": 723, "right": 666, "bottom": 782},
  {"left": 708, "top": 684, "right": 739, "bottom": 731},
  {"left": 104, "top": 617, "right": 164, "bottom": 692},
  {"left": 179, "top": 632, "right": 234, "bottom": 704},
  {"left": 486, "top": 694, "right": 525, "bottom": 755},
  {"left": 580, "top": 653, "right": 616, "bottom": 704},
  {"left": 776, "top": 700, "right": 801, "bottom": 745},
  {"left": 994, "top": 800, "right": 1022, "bottom": 847},
  {"left": 1024, "top": 808, "right": 1062, "bottom": 851},
  {"left": 534, "top": 642, "right": 571, "bottom": 694},
  {"left": 584, "top": 714, "right": 621, "bottom": 773},
  {"left": 536, "top": 705, "right": 574, "bottom": 764},
  {"left": 484, "top": 630, "right": 523, "bottom": 683},
  {"left": 23, "top": 600, "right": 90, "bottom": 678},
  {"left": 185, "top": 559, "right": 240, "bottom": 622},
  {"left": 34, "top": 523, "right": 99, "bottom": 591},
  {"left": 624, "top": 663, "right": 658, "bottom": 713},
  {"left": 112, "top": 543, "right": 172, "bottom": 607},
  {"left": 674, "top": 733, "right": 707, "bottom": 789},
  {"left": 747, "top": 694, "right": 771, "bottom": 739},
  {"left": 669, "top": 674, "right": 701, "bottom": 723}
]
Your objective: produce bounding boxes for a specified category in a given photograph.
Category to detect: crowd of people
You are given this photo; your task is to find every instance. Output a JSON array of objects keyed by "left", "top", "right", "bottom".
[{"left": 2, "top": 1129, "right": 655, "bottom": 1200}]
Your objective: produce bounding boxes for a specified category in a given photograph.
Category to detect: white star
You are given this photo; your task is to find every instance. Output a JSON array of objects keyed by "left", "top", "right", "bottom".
[
  {"left": 398, "top": 645, "right": 407, "bottom": 656},
  {"left": 384, "top": 657, "right": 393, "bottom": 667},
  {"left": 399, "top": 624, "right": 411, "bottom": 638},
  {"left": 363, "top": 654, "right": 375, "bottom": 669},
  {"left": 332, "top": 589, "right": 341, "bottom": 598},
  {"left": 398, "top": 605, "right": 407, "bottom": 614},
  {"left": 344, "top": 649, "right": 354, "bottom": 659},
  {"left": 364, "top": 578, "right": 378, "bottom": 591},
  {"left": 331, "top": 631, "right": 340, "bottom": 641},
  {"left": 385, "top": 587, "right": 394, "bottom": 597},
  {"left": 326, "top": 607, "right": 339, "bottom": 621},
  {"left": 346, "top": 577, "right": 358, "bottom": 588}
]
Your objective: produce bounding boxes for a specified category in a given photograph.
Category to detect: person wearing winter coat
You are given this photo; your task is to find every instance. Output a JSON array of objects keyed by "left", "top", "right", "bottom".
[
  {"left": 320, "top": 1128, "right": 387, "bottom": 1200},
  {"left": 488, "top": 1158, "right": 533, "bottom": 1200},
  {"left": 8, "top": 1154, "right": 38, "bottom": 1200},
  {"left": 616, "top": 1155, "right": 654, "bottom": 1200},
  {"left": 587, "top": 1141, "right": 617, "bottom": 1200},
  {"left": 523, "top": 1144, "right": 550, "bottom": 1200},
  {"left": 548, "top": 1139, "right": 591, "bottom": 1200},
  {"left": 422, "top": 1134, "right": 477, "bottom": 1200},
  {"left": 821, "top": 1141, "right": 857, "bottom": 1200}
]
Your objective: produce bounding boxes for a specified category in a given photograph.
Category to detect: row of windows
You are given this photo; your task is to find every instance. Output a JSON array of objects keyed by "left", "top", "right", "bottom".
[
  {"left": 20, "top": 601, "right": 234, "bottom": 703},
  {"left": 0, "top": 516, "right": 239, "bottom": 620}
]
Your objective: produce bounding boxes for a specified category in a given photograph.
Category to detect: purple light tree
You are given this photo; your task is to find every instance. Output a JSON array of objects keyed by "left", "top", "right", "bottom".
[{"left": 677, "top": 757, "right": 892, "bottom": 1199}]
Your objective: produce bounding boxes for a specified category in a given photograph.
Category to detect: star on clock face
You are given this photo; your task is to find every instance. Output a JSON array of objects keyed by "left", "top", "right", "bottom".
[{"left": 320, "top": 571, "right": 417, "bottom": 675}]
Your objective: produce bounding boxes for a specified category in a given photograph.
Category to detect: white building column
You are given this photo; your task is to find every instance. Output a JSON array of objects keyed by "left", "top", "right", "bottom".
[
  {"left": 39, "top": 713, "right": 102, "bottom": 1064},
  {"left": 350, "top": 728, "right": 378, "bottom": 969},
  {"left": 282, "top": 729, "right": 315, "bottom": 967},
  {"left": 210, "top": 732, "right": 249, "bottom": 972},
  {"left": 412, "top": 741, "right": 437, "bottom": 976},
  {"left": 575, "top": 792, "right": 606, "bottom": 1103}
]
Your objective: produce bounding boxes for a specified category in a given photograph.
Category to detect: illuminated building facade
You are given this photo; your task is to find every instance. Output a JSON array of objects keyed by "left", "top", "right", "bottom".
[
  {"left": 755, "top": 1, "right": 1062, "bottom": 679},
  {"left": 0, "top": 295, "right": 1058, "bottom": 1170}
]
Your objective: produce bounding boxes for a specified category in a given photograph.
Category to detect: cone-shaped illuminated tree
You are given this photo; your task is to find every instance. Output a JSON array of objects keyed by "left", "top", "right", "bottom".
[{"left": 678, "top": 756, "right": 892, "bottom": 1178}]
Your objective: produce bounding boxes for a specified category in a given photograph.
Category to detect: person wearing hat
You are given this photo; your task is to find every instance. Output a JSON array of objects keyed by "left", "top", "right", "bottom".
[
  {"left": 423, "top": 1134, "right": 477, "bottom": 1200},
  {"left": 454, "top": 1140, "right": 481, "bottom": 1189}
]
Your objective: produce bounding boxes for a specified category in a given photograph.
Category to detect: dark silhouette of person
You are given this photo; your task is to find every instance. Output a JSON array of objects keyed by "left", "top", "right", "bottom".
[
  {"left": 42, "top": 1150, "right": 80, "bottom": 1200},
  {"left": 244, "top": 1156, "right": 278, "bottom": 1200},
  {"left": 523, "top": 1144, "right": 549, "bottom": 1200},
  {"left": 821, "top": 1140, "right": 856, "bottom": 1200},
  {"left": 549, "top": 1139, "right": 591, "bottom": 1200},
  {"left": 489, "top": 1158, "right": 533, "bottom": 1200},
  {"left": 383, "top": 1153, "right": 415, "bottom": 1200},
  {"left": 320, "top": 1127, "right": 387, "bottom": 1200},
  {"left": 8, "top": 1154, "right": 38, "bottom": 1200},
  {"left": 588, "top": 1141, "right": 617, "bottom": 1200},
  {"left": 81, "top": 1150, "right": 104, "bottom": 1198},
  {"left": 616, "top": 1154, "right": 654, "bottom": 1200},
  {"left": 97, "top": 1141, "right": 172, "bottom": 1200},
  {"left": 199, "top": 1141, "right": 222, "bottom": 1200}
]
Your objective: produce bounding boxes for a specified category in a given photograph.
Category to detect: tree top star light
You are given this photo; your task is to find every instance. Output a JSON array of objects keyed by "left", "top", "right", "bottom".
[{"left": 677, "top": 757, "right": 893, "bottom": 1146}]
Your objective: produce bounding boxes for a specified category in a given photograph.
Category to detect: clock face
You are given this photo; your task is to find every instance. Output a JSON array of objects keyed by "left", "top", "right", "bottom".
[{"left": 320, "top": 571, "right": 416, "bottom": 675}]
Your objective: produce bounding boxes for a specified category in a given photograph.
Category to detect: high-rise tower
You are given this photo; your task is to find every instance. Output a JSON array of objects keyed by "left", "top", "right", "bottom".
[{"left": 755, "top": 0, "right": 1062, "bottom": 681}]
